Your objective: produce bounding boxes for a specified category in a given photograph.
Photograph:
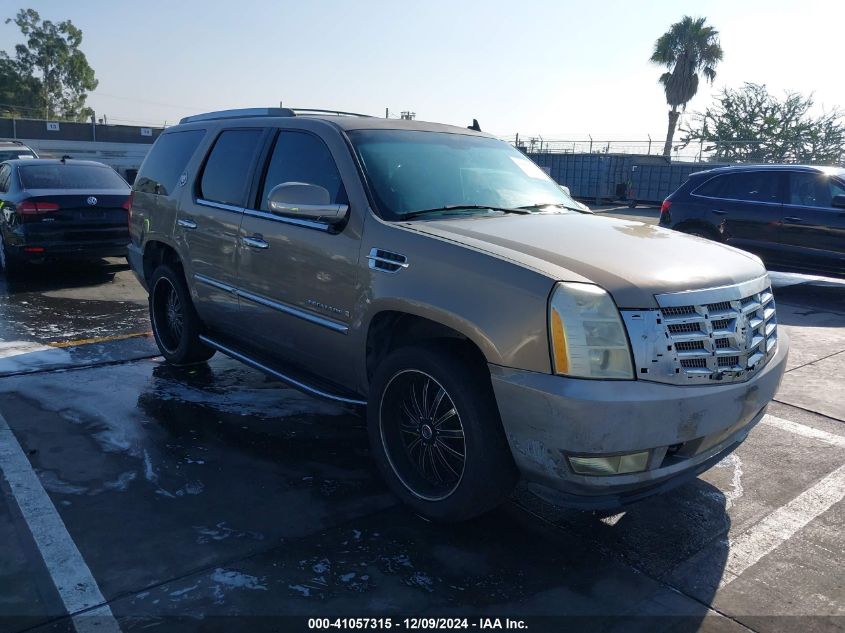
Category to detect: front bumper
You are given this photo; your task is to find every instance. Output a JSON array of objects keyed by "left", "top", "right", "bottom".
[{"left": 490, "top": 331, "right": 789, "bottom": 508}]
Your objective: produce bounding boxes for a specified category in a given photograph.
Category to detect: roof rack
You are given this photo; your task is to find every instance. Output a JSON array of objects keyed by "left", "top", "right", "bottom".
[
  {"left": 180, "top": 107, "right": 295, "bottom": 124},
  {"left": 291, "top": 108, "right": 373, "bottom": 118},
  {"left": 179, "top": 107, "right": 372, "bottom": 125}
]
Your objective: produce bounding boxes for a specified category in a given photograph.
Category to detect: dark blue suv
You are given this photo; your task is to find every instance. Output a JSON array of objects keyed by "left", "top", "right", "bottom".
[{"left": 659, "top": 164, "right": 845, "bottom": 278}]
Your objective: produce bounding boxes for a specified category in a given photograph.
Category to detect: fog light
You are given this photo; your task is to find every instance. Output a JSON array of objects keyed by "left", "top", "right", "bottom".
[{"left": 568, "top": 451, "right": 650, "bottom": 476}]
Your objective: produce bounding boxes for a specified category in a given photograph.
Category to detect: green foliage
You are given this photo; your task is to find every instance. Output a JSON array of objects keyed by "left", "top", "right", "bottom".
[
  {"left": 0, "top": 8, "right": 98, "bottom": 121},
  {"left": 680, "top": 83, "right": 845, "bottom": 165},
  {"left": 651, "top": 16, "right": 723, "bottom": 157}
]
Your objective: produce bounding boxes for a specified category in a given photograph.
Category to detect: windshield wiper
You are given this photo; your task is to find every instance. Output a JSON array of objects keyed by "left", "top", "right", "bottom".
[{"left": 400, "top": 205, "right": 531, "bottom": 220}]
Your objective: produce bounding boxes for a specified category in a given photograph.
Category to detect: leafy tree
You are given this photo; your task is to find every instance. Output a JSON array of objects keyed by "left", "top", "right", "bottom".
[
  {"left": 650, "top": 16, "right": 723, "bottom": 158},
  {"left": 680, "top": 83, "right": 845, "bottom": 165},
  {"left": 1, "top": 8, "right": 97, "bottom": 121}
]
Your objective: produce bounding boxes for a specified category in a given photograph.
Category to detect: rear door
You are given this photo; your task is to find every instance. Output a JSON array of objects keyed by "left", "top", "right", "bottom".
[
  {"left": 779, "top": 171, "right": 845, "bottom": 274},
  {"left": 176, "top": 128, "right": 266, "bottom": 330},
  {"left": 235, "top": 128, "right": 361, "bottom": 387},
  {"left": 690, "top": 170, "right": 784, "bottom": 260}
]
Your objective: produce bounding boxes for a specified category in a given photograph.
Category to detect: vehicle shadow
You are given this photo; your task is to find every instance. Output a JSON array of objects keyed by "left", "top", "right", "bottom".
[
  {"left": 123, "top": 359, "right": 731, "bottom": 627},
  {"left": 771, "top": 276, "right": 845, "bottom": 322},
  {"left": 1, "top": 258, "right": 128, "bottom": 295}
]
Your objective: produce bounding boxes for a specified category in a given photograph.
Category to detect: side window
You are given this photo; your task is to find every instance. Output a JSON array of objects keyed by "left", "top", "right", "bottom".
[
  {"left": 789, "top": 172, "right": 845, "bottom": 208},
  {"left": 259, "top": 131, "right": 348, "bottom": 211},
  {"left": 199, "top": 129, "right": 264, "bottom": 207},
  {"left": 0, "top": 165, "right": 10, "bottom": 193},
  {"left": 693, "top": 175, "right": 726, "bottom": 198},
  {"left": 695, "top": 172, "right": 780, "bottom": 203},
  {"left": 135, "top": 130, "right": 205, "bottom": 196}
]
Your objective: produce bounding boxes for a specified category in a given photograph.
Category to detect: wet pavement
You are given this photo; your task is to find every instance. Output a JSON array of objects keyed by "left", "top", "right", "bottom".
[{"left": 0, "top": 258, "right": 843, "bottom": 632}]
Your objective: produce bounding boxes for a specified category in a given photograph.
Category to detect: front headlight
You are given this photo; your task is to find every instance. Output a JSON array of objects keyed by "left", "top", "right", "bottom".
[{"left": 549, "top": 282, "right": 634, "bottom": 379}]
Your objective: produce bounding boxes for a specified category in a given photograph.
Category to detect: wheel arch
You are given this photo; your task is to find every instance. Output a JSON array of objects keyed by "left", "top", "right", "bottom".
[
  {"left": 363, "top": 306, "right": 496, "bottom": 388},
  {"left": 142, "top": 238, "right": 185, "bottom": 285},
  {"left": 675, "top": 219, "right": 722, "bottom": 240}
]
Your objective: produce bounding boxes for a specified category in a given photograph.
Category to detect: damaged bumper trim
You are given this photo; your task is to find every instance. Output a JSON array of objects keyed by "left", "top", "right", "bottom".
[{"left": 489, "top": 330, "right": 788, "bottom": 505}]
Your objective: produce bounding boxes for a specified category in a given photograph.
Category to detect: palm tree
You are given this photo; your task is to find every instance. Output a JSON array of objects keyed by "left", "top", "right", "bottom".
[{"left": 651, "top": 16, "right": 723, "bottom": 158}]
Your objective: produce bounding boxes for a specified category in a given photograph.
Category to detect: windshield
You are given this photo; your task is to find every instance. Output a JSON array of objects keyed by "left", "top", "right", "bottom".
[
  {"left": 20, "top": 164, "right": 128, "bottom": 190},
  {"left": 349, "top": 130, "right": 574, "bottom": 220}
]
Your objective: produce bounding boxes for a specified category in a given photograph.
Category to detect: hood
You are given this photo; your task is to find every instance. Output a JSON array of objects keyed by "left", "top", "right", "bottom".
[{"left": 405, "top": 213, "right": 767, "bottom": 308}]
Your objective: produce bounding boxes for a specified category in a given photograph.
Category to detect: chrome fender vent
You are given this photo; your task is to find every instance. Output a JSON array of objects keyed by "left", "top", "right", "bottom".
[{"left": 367, "top": 248, "right": 408, "bottom": 273}]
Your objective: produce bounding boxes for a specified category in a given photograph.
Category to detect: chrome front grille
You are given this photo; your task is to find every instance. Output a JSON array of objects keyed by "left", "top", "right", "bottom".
[{"left": 621, "top": 276, "right": 778, "bottom": 385}]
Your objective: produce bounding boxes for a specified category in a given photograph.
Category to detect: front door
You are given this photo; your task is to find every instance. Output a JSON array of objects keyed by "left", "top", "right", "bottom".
[
  {"left": 779, "top": 171, "right": 845, "bottom": 275},
  {"left": 176, "top": 128, "right": 265, "bottom": 330},
  {"left": 235, "top": 129, "right": 362, "bottom": 388}
]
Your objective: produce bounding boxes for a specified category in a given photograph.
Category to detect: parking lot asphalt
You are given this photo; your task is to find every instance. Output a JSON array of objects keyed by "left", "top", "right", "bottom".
[{"left": 0, "top": 257, "right": 843, "bottom": 633}]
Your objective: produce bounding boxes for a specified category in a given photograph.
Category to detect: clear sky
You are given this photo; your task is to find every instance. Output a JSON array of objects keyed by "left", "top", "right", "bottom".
[{"left": 2, "top": 0, "right": 843, "bottom": 142}]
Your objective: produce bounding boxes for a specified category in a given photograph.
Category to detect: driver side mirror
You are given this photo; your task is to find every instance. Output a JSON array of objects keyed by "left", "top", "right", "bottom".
[
  {"left": 832, "top": 194, "right": 845, "bottom": 209},
  {"left": 267, "top": 182, "right": 349, "bottom": 226}
]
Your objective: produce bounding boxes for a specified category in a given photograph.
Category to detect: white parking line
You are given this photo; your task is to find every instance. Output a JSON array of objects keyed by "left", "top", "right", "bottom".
[
  {"left": 762, "top": 414, "right": 845, "bottom": 448},
  {"left": 0, "top": 411, "right": 122, "bottom": 633},
  {"left": 720, "top": 415, "right": 845, "bottom": 588}
]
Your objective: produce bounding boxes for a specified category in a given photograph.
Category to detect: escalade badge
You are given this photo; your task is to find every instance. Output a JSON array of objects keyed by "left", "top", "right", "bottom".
[{"left": 86, "top": 196, "right": 98, "bottom": 206}]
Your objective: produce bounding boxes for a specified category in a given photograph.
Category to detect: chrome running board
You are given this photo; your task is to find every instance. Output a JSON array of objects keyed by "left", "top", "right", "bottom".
[{"left": 198, "top": 335, "right": 366, "bottom": 406}]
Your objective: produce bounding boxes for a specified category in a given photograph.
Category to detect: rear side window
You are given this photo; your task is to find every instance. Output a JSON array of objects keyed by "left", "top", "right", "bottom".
[
  {"left": 135, "top": 130, "right": 205, "bottom": 196},
  {"left": 19, "top": 164, "right": 128, "bottom": 190},
  {"left": 788, "top": 172, "right": 845, "bottom": 208},
  {"left": 693, "top": 172, "right": 781, "bottom": 203},
  {"left": 200, "top": 129, "right": 264, "bottom": 207},
  {"left": 258, "top": 131, "right": 347, "bottom": 211}
]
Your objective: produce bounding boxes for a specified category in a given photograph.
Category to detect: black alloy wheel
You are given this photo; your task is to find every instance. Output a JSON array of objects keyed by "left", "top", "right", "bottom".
[{"left": 380, "top": 369, "right": 466, "bottom": 501}]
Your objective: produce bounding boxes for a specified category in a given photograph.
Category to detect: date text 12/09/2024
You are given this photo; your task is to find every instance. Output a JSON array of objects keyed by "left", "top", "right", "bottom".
[{"left": 307, "top": 618, "right": 528, "bottom": 630}]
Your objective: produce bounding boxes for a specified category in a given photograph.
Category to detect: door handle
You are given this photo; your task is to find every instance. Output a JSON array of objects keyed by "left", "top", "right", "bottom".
[
  {"left": 177, "top": 218, "right": 197, "bottom": 229},
  {"left": 783, "top": 216, "right": 804, "bottom": 223},
  {"left": 712, "top": 209, "right": 728, "bottom": 215},
  {"left": 242, "top": 235, "right": 269, "bottom": 250}
]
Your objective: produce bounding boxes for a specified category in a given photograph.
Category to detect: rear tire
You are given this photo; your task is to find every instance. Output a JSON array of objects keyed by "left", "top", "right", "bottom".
[
  {"left": 149, "top": 264, "right": 215, "bottom": 365},
  {"left": 367, "top": 343, "right": 518, "bottom": 522},
  {"left": 682, "top": 225, "right": 719, "bottom": 241}
]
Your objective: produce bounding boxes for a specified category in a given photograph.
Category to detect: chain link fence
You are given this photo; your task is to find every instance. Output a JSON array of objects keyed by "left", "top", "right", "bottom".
[{"left": 504, "top": 135, "right": 845, "bottom": 166}]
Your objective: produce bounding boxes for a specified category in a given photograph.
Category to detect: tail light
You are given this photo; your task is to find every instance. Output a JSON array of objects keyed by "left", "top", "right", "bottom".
[
  {"left": 660, "top": 199, "right": 672, "bottom": 214},
  {"left": 125, "top": 192, "right": 134, "bottom": 232},
  {"left": 18, "top": 200, "right": 60, "bottom": 215}
]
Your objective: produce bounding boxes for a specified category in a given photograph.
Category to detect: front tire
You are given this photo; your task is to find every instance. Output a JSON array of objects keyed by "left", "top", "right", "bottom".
[
  {"left": 149, "top": 264, "right": 215, "bottom": 365},
  {"left": 367, "top": 344, "right": 518, "bottom": 522}
]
